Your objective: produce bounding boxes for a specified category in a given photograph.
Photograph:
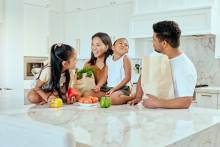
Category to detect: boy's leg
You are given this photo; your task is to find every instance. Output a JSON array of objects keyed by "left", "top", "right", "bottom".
[
  {"left": 110, "top": 91, "right": 133, "bottom": 105},
  {"left": 127, "top": 76, "right": 143, "bottom": 105}
]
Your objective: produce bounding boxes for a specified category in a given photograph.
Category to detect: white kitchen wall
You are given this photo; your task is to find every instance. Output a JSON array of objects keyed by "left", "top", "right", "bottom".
[
  {"left": 0, "top": 24, "right": 5, "bottom": 87},
  {"left": 0, "top": 0, "right": 5, "bottom": 88},
  {"left": 0, "top": 0, "right": 3, "bottom": 23},
  {"left": 2, "top": 0, "right": 24, "bottom": 98}
]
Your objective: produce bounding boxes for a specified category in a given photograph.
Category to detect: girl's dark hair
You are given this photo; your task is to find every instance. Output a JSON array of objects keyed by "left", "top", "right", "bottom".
[
  {"left": 88, "top": 32, "right": 113, "bottom": 65},
  {"left": 153, "top": 20, "right": 181, "bottom": 48},
  {"left": 50, "top": 43, "right": 75, "bottom": 99}
]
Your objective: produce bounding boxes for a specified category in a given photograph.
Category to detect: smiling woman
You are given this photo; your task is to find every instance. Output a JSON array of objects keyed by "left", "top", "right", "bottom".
[{"left": 83, "top": 32, "right": 113, "bottom": 98}]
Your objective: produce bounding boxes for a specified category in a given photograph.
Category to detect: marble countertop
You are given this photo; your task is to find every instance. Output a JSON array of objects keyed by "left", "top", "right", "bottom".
[
  {"left": 1, "top": 89, "right": 220, "bottom": 147},
  {"left": 195, "top": 86, "right": 220, "bottom": 94}
]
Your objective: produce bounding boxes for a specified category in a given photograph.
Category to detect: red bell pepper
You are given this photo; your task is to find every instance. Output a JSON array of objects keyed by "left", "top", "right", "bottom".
[{"left": 67, "top": 82, "right": 80, "bottom": 103}]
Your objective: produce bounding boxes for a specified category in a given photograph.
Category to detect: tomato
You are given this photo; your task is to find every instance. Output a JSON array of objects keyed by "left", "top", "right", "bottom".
[
  {"left": 91, "top": 97, "right": 98, "bottom": 103},
  {"left": 83, "top": 99, "right": 93, "bottom": 104},
  {"left": 78, "top": 97, "right": 93, "bottom": 104}
]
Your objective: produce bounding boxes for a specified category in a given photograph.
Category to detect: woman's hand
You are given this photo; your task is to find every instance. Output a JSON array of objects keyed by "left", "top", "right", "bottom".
[
  {"left": 106, "top": 88, "right": 116, "bottom": 96},
  {"left": 93, "top": 85, "right": 101, "bottom": 92}
]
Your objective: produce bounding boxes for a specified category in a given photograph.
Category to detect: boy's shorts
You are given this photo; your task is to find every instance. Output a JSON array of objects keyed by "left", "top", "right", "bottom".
[{"left": 100, "top": 85, "right": 130, "bottom": 96}]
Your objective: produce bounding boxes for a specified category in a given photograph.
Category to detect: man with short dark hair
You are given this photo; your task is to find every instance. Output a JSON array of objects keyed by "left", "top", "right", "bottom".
[{"left": 128, "top": 21, "right": 197, "bottom": 109}]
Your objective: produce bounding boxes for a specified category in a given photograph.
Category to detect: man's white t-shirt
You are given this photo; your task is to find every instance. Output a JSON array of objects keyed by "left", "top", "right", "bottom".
[{"left": 170, "top": 53, "right": 197, "bottom": 97}]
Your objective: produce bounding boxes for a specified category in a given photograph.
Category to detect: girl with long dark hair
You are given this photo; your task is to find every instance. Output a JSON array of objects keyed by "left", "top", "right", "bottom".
[{"left": 27, "top": 43, "right": 77, "bottom": 104}]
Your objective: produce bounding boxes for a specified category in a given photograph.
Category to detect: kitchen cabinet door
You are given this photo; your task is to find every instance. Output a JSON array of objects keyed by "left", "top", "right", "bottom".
[
  {"left": 115, "top": 2, "right": 133, "bottom": 37},
  {"left": 115, "top": 0, "right": 133, "bottom": 4},
  {"left": 78, "top": 9, "right": 98, "bottom": 58},
  {"left": 24, "top": 4, "right": 49, "bottom": 57},
  {"left": 48, "top": 11, "right": 63, "bottom": 47},
  {"left": 196, "top": 92, "right": 218, "bottom": 109},
  {"left": 65, "top": 0, "right": 81, "bottom": 12},
  {"left": 23, "top": 0, "right": 48, "bottom": 6}
]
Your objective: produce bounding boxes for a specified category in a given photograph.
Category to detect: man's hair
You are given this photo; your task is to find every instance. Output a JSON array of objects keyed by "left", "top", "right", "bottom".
[{"left": 153, "top": 21, "right": 181, "bottom": 48}]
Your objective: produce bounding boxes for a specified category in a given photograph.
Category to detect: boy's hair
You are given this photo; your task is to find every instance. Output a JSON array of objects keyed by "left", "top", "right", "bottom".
[
  {"left": 113, "top": 38, "right": 129, "bottom": 47},
  {"left": 49, "top": 43, "right": 75, "bottom": 99},
  {"left": 88, "top": 32, "right": 113, "bottom": 65},
  {"left": 153, "top": 21, "right": 181, "bottom": 48}
]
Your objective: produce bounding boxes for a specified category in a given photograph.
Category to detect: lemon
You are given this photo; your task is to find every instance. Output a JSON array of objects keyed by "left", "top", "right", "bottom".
[{"left": 49, "top": 98, "right": 63, "bottom": 108}]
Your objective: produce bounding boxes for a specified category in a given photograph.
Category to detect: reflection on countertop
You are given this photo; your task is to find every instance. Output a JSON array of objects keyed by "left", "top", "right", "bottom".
[{"left": 1, "top": 90, "right": 220, "bottom": 147}]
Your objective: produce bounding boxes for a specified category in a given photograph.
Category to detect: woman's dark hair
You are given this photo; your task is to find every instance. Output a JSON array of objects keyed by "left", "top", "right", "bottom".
[
  {"left": 153, "top": 20, "right": 181, "bottom": 48},
  {"left": 50, "top": 43, "right": 75, "bottom": 99},
  {"left": 88, "top": 32, "right": 113, "bottom": 65}
]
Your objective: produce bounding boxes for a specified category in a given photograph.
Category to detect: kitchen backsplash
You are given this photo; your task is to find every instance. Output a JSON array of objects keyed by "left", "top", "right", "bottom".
[
  {"left": 135, "top": 35, "right": 220, "bottom": 86},
  {"left": 181, "top": 35, "right": 220, "bottom": 86}
]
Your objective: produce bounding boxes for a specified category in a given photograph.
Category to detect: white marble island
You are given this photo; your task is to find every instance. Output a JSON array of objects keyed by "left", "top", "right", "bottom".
[{"left": 1, "top": 90, "right": 220, "bottom": 147}]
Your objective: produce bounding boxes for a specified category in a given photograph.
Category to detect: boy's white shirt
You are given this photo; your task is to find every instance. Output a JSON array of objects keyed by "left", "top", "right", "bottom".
[{"left": 106, "top": 54, "right": 128, "bottom": 87}]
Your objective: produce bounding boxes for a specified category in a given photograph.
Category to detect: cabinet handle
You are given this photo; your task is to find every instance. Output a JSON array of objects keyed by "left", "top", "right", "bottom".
[{"left": 201, "top": 94, "right": 212, "bottom": 97}]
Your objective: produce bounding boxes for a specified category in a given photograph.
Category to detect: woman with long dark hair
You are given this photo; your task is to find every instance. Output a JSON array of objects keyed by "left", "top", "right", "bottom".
[{"left": 83, "top": 32, "right": 113, "bottom": 98}]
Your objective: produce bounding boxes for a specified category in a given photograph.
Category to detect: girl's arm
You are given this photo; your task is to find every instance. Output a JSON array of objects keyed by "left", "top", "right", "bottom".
[
  {"left": 111, "top": 55, "right": 131, "bottom": 92},
  {"left": 69, "top": 69, "right": 77, "bottom": 87},
  {"left": 34, "top": 80, "right": 51, "bottom": 102}
]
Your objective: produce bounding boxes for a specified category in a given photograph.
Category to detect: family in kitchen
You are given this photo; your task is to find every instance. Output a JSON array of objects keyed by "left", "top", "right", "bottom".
[{"left": 27, "top": 20, "right": 197, "bottom": 109}]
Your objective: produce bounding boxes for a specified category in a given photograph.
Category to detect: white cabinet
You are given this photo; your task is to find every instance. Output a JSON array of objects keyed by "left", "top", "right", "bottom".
[
  {"left": 65, "top": 0, "right": 109, "bottom": 12},
  {"left": 48, "top": 11, "right": 63, "bottom": 46},
  {"left": 130, "top": 0, "right": 220, "bottom": 58},
  {"left": 65, "top": 0, "right": 81, "bottom": 12},
  {"left": 196, "top": 92, "right": 218, "bottom": 109},
  {"left": 0, "top": 0, "right": 3, "bottom": 23},
  {"left": 23, "top": 0, "right": 48, "bottom": 7},
  {"left": 24, "top": 3, "right": 49, "bottom": 57},
  {"left": 64, "top": 1, "right": 134, "bottom": 58},
  {"left": 134, "top": 0, "right": 213, "bottom": 14},
  {"left": 48, "top": 0, "right": 62, "bottom": 12},
  {"left": 115, "top": 0, "right": 133, "bottom": 4},
  {"left": 65, "top": 0, "right": 133, "bottom": 12},
  {"left": 195, "top": 87, "right": 220, "bottom": 109}
]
